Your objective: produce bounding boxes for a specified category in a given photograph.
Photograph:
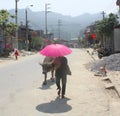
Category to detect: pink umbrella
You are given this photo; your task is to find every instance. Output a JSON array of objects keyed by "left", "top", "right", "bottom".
[{"left": 40, "top": 44, "right": 72, "bottom": 57}]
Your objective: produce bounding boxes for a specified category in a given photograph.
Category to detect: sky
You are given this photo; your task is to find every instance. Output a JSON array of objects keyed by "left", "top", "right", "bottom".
[{"left": 0, "top": 0, "right": 119, "bottom": 16}]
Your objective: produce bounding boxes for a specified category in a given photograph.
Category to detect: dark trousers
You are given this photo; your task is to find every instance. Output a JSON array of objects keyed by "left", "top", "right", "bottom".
[{"left": 56, "top": 74, "right": 67, "bottom": 95}]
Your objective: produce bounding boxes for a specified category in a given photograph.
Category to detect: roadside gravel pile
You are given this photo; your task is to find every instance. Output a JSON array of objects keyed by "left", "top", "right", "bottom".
[
  {"left": 9, "top": 50, "right": 36, "bottom": 57},
  {"left": 86, "top": 53, "right": 120, "bottom": 72},
  {"left": 20, "top": 50, "right": 35, "bottom": 56}
]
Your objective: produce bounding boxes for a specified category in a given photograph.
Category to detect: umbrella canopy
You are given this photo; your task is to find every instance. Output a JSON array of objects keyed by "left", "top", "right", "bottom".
[{"left": 40, "top": 44, "right": 72, "bottom": 57}]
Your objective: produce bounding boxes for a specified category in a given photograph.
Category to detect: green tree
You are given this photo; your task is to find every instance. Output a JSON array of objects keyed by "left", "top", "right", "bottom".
[
  {"left": 0, "top": 9, "right": 17, "bottom": 53},
  {"left": 95, "top": 13, "right": 119, "bottom": 49},
  {"left": 32, "top": 36, "right": 44, "bottom": 49}
]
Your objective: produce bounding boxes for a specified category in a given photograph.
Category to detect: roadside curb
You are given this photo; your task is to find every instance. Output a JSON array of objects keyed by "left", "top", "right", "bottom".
[
  {"left": 109, "top": 77, "right": 120, "bottom": 98},
  {"left": 0, "top": 51, "right": 37, "bottom": 64},
  {"left": 102, "top": 76, "right": 120, "bottom": 98}
]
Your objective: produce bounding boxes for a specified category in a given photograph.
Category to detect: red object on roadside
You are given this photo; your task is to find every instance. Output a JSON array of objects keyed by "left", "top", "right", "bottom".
[
  {"left": 15, "top": 50, "right": 18, "bottom": 56},
  {"left": 91, "top": 34, "right": 96, "bottom": 39},
  {"left": 14, "top": 48, "right": 19, "bottom": 60}
]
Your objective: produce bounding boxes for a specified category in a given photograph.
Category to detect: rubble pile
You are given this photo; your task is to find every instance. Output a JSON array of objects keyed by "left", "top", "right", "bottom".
[
  {"left": 20, "top": 50, "right": 35, "bottom": 56},
  {"left": 87, "top": 53, "right": 120, "bottom": 72}
]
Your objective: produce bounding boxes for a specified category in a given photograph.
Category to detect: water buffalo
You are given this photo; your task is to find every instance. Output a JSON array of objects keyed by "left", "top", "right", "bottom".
[{"left": 40, "top": 57, "right": 55, "bottom": 85}]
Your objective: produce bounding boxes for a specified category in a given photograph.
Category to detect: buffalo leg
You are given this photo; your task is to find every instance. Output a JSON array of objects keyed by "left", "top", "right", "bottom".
[
  {"left": 43, "top": 73, "right": 47, "bottom": 85},
  {"left": 51, "top": 69, "right": 54, "bottom": 82}
]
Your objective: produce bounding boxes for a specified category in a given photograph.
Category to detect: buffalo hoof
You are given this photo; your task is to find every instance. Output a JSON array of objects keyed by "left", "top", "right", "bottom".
[
  {"left": 51, "top": 78, "right": 54, "bottom": 82},
  {"left": 43, "top": 81, "right": 47, "bottom": 85}
]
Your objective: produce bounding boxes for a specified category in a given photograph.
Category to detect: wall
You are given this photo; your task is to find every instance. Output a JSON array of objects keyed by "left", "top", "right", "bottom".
[{"left": 114, "top": 28, "right": 120, "bottom": 52}]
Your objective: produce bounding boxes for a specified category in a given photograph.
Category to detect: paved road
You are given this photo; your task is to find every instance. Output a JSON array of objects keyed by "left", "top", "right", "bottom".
[{"left": 0, "top": 48, "right": 120, "bottom": 116}]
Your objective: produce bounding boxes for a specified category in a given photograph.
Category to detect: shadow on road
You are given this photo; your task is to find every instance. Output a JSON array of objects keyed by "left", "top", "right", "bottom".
[
  {"left": 38, "top": 79, "right": 55, "bottom": 90},
  {"left": 36, "top": 97, "right": 72, "bottom": 113}
]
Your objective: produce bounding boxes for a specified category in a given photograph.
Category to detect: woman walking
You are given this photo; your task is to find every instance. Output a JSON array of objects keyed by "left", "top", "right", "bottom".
[{"left": 54, "top": 56, "right": 71, "bottom": 98}]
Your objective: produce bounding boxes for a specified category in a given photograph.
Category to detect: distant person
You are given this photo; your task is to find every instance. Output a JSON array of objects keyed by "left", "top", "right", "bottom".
[
  {"left": 54, "top": 56, "right": 71, "bottom": 98},
  {"left": 14, "top": 48, "right": 19, "bottom": 60}
]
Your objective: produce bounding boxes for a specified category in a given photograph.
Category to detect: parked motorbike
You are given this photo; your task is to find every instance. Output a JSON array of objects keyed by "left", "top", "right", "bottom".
[{"left": 97, "top": 47, "right": 112, "bottom": 59}]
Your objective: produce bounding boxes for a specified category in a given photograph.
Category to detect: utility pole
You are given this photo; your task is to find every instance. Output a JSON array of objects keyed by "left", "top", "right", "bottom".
[
  {"left": 101, "top": 11, "right": 105, "bottom": 47},
  {"left": 45, "top": 3, "right": 50, "bottom": 38},
  {"left": 101, "top": 11, "right": 105, "bottom": 19},
  {"left": 25, "top": 5, "right": 33, "bottom": 50},
  {"left": 25, "top": 9, "right": 28, "bottom": 50},
  {"left": 15, "top": 0, "right": 19, "bottom": 49}
]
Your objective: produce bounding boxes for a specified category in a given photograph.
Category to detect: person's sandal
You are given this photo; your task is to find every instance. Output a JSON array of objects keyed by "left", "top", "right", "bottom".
[{"left": 57, "top": 89, "right": 61, "bottom": 96}]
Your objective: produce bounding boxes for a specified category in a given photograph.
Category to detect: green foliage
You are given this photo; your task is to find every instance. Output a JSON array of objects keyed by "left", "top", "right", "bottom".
[
  {"left": 5, "top": 23, "right": 17, "bottom": 35},
  {"left": 0, "top": 9, "right": 17, "bottom": 36},
  {"left": 0, "top": 10, "right": 9, "bottom": 23},
  {"left": 81, "top": 37, "right": 88, "bottom": 47},
  {"left": 95, "top": 13, "right": 119, "bottom": 37},
  {"left": 32, "top": 36, "right": 43, "bottom": 47}
]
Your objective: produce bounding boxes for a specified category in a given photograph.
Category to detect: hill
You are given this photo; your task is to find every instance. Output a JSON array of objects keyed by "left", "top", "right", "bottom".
[{"left": 9, "top": 9, "right": 103, "bottom": 40}]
